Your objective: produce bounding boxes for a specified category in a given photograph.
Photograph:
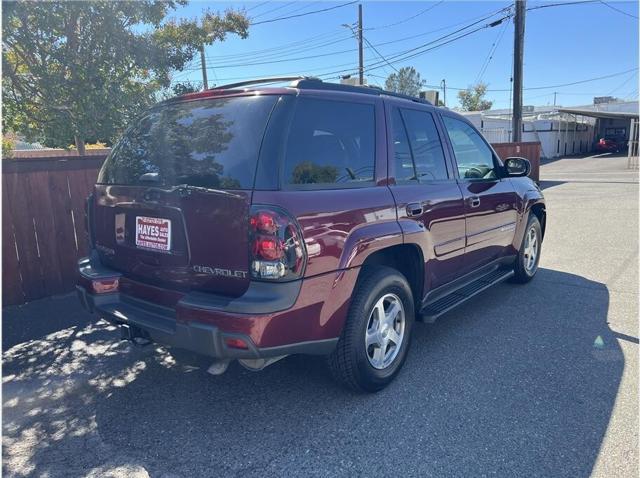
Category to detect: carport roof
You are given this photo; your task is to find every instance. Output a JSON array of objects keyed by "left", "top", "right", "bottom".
[{"left": 557, "top": 105, "right": 639, "bottom": 119}]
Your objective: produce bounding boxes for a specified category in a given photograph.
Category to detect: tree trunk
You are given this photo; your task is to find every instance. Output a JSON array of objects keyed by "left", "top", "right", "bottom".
[{"left": 74, "top": 135, "right": 86, "bottom": 156}]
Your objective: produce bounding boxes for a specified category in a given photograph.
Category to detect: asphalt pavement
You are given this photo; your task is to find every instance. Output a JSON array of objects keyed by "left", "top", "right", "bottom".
[{"left": 3, "top": 153, "right": 638, "bottom": 477}]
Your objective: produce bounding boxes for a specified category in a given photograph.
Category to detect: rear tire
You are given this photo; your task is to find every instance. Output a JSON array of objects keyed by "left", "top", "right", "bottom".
[
  {"left": 513, "top": 214, "right": 542, "bottom": 283},
  {"left": 328, "top": 266, "right": 414, "bottom": 393}
]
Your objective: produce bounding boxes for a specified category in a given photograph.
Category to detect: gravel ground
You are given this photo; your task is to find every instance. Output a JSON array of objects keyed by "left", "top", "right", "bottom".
[{"left": 3, "top": 153, "right": 638, "bottom": 477}]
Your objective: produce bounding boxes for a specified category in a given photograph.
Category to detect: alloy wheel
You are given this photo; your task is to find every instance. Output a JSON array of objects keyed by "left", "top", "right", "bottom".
[
  {"left": 365, "top": 293, "right": 405, "bottom": 370},
  {"left": 524, "top": 226, "right": 539, "bottom": 273}
]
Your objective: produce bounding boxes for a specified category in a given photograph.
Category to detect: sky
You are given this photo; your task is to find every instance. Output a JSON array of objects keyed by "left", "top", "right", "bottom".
[{"left": 168, "top": 1, "right": 639, "bottom": 109}]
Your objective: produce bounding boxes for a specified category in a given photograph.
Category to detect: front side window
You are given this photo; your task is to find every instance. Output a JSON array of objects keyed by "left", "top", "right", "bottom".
[
  {"left": 98, "top": 95, "right": 278, "bottom": 189},
  {"left": 283, "top": 98, "right": 375, "bottom": 186},
  {"left": 442, "top": 115, "right": 496, "bottom": 180},
  {"left": 394, "top": 108, "right": 448, "bottom": 181}
]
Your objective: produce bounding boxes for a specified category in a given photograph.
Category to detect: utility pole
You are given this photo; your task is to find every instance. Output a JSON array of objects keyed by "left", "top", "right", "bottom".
[
  {"left": 200, "top": 44, "right": 208, "bottom": 90},
  {"left": 553, "top": 91, "right": 557, "bottom": 106},
  {"left": 511, "top": 0, "right": 526, "bottom": 142},
  {"left": 358, "top": 4, "right": 364, "bottom": 85},
  {"left": 441, "top": 79, "right": 447, "bottom": 107}
]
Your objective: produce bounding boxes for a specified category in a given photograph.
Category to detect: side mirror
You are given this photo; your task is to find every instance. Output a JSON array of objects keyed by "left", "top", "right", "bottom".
[{"left": 504, "top": 157, "right": 531, "bottom": 177}]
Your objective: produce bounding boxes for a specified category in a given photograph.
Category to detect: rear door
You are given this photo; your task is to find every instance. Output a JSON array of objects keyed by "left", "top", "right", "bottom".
[
  {"left": 385, "top": 103, "right": 466, "bottom": 292},
  {"left": 92, "top": 94, "right": 280, "bottom": 298},
  {"left": 439, "top": 113, "right": 518, "bottom": 272}
]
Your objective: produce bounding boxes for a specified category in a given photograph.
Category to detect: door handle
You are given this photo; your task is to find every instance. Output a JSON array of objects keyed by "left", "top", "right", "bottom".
[
  {"left": 406, "top": 203, "right": 423, "bottom": 217},
  {"left": 468, "top": 196, "right": 481, "bottom": 208}
]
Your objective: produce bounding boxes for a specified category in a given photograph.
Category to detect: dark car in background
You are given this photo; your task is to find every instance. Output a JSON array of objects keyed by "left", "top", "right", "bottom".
[{"left": 77, "top": 77, "right": 546, "bottom": 392}]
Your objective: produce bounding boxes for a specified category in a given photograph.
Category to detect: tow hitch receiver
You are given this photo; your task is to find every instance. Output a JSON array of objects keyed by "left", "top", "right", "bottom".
[
  {"left": 120, "top": 324, "right": 134, "bottom": 340},
  {"left": 119, "top": 324, "right": 151, "bottom": 346}
]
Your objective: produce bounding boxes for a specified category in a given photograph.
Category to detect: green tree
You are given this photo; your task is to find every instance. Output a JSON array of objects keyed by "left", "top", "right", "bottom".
[
  {"left": 170, "top": 81, "right": 201, "bottom": 97},
  {"left": 457, "top": 82, "right": 493, "bottom": 111},
  {"left": 290, "top": 161, "right": 338, "bottom": 185},
  {"left": 2, "top": 132, "right": 17, "bottom": 159},
  {"left": 2, "top": 1, "right": 249, "bottom": 154},
  {"left": 384, "top": 67, "right": 426, "bottom": 97}
]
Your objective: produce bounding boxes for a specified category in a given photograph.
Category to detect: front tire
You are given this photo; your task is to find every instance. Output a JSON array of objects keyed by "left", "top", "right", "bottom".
[
  {"left": 513, "top": 214, "right": 542, "bottom": 283},
  {"left": 328, "top": 266, "right": 415, "bottom": 393}
]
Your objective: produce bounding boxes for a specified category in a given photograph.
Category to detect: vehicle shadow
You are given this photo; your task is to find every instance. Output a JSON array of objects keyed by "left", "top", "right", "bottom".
[
  {"left": 539, "top": 179, "right": 566, "bottom": 190},
  {"left": 2, "top": 268, "right": 622, "bottom": 477}
]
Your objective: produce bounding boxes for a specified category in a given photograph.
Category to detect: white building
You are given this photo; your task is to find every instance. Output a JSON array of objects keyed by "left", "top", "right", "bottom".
[{"left": 460, "top": 100, "right": 638, "bottom": 159}]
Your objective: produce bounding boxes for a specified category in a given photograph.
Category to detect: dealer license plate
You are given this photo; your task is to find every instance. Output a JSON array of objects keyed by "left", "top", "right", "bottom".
[{"left": 135, "top": 216, "right": 171, "bottom": 252}]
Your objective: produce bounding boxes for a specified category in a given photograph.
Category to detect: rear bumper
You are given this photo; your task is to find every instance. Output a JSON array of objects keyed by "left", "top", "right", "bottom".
[{"left": 77, "top": 254, "right": 346, "bottom": 359}]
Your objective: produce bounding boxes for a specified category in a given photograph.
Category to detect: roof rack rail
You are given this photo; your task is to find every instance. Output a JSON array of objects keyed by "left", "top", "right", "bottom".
[
  {"left": 210, "top": 76, "right": 317, "bottom": 90},
  {"left": 293, "top": 78, "right": 432, "bottom": 105},
  {"left": 209, "top": 76, "right": 432, "bottom": 106}
]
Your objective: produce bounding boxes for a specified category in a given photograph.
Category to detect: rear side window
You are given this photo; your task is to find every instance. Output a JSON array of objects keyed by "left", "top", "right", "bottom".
[
  {"left": 392, "top": 108, "right": 448, "bottom": 182},
  {"left": 98, "top": 95, "right": 278, "bottom": 189},
  {"left": 283, "top": 98, "right": 375, "bottom": 186}
]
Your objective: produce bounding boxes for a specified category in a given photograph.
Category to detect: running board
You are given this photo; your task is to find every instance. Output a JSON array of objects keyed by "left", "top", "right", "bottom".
[{"left": 420, "top": 268, "right": 514, "bottom": 323}]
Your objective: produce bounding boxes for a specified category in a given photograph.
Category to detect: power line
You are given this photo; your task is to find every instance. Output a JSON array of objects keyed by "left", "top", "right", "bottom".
[
  {"left": 251, "top": 2, "right": 297, "bottom": 20},
  {"left": 366, "top": 1, "right": 445, "bottom": 30},
  {"left": 373, "top": 10, "right": 511, "bottom": 64},
  {"left": 175, "top": 2, "right": 634, "bottom": 96},
  {"left": 202, "top": 42, "right": 358, "bottom": 69},
  {"left": 598, "top": 0, "right": 638, "bottom": 19},
  {"left": 199, "top": 1, "right": 575, "bottom": 68},
  {"left": 206, "top": 4, "right": 510, "bottom": 64},
  {"left": 526, "top": 0, "right": 598, "bottom": 11},
  {"left": 259, "top": 1, "right": 323, "bottom": 20},
  {"left": 362, "top": 16, "right": 511, "bottom": 72},
  {"left": 314, "top": 28, "right": 495, "bottom": 80},
  {"left": 251, "top": 1, "right": 358, "bottom": 26},
  {"left": 211, "top": 15, "right": 493, "bottom": 65},
  {"left": 265, "top": 13, "right": 511, "bottom": 81},
  {"left": 624, "top": 88, "right": 638, "bottom": 100},
  {"left": 362, "top": 36, "right": 399, "bottom": 74},
  {"left": 246, "top": 1, "right": 271, "bottom": 13},
  {"left": 205, "top": 35, "right": 353, "bottom": 64},
  {"left": 607, "top": 70, "right": 638, "bottom": 95},
  {"left": 207, "top": 35, "right": 351, "bottom": 65},
  {"left": 475, "top": 16, "right": 511, "bottom": 84},
  {"left": 172, "top": 66, "right": 640, "bottom": 100},
  {"left": 423, "top": 67, "right": 640, "bottom": 92},
  {"left": 197, "top": 9, "right": 508, "bottom": 71},
  {"left": 207, "top": 31, "right": 350, "bottom": 62},
  {"left": 260, "top": 12, "right": 511, "bottom": 82},
  {"left": 522, "top": 67, "right": 639, "bottom": 91}
]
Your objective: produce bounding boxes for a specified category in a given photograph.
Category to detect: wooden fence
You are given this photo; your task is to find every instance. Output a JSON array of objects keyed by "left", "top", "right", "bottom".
[
  {"left": 2, "top": 141, "right": 541, "bottom": 306},
  {"left": 3, "top": 156, "right": 106, "bottom": 306}
]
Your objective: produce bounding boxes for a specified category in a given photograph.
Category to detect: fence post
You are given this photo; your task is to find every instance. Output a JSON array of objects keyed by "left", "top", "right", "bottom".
[{"left": 629, "top": 119, "right": 639, "bottom": 170}]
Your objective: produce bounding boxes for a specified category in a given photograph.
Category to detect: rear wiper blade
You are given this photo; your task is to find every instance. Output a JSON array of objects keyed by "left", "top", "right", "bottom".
[
  {"left": 139, "top": 178, "right": 242, "bottom": 198},
  {"left": 161, "top": 183, "right": 243, "bottom": 199}
]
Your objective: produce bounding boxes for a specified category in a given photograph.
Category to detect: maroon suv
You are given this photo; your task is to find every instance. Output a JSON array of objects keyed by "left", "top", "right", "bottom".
[{"left": 77, "top": 77, "right": 546, "bottom": 392}]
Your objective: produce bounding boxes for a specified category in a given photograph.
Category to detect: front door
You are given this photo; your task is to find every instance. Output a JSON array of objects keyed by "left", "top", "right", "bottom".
[
  {"left": 386, "top": 104, "right": 466, "bottom": 294},
  {"left": 439, "top": 114, "right": 518, "bottom": 273}
]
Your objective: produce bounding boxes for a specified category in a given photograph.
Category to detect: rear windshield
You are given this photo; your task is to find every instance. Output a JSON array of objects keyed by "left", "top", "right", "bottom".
[{"left": 98, "top": 95, "right": 278, "bottom": 189}]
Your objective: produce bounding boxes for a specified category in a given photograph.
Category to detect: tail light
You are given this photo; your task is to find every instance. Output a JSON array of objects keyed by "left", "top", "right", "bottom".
[
  {"left": 224, "top": 337, "right": 249, "bottom": 350},
  {"left": 92, "top": 278, "right": 119, "bottom": 294},
  {"left": 249, "top": 206, "right": 306, "bottom": 281}
]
